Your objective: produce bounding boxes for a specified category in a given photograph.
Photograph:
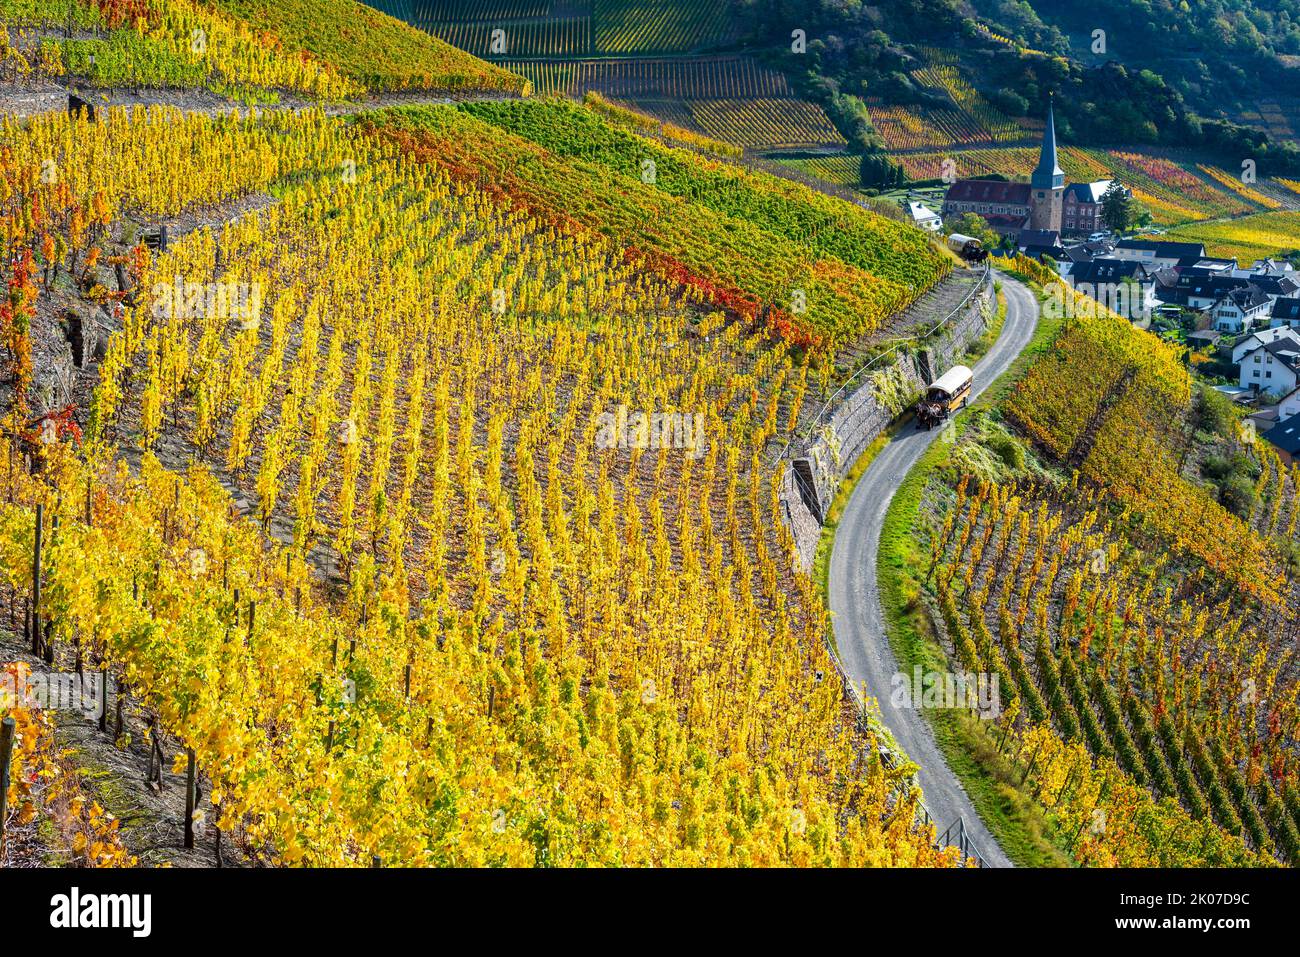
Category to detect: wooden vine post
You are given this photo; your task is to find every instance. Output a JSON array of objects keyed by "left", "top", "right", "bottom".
[
  {"left": 43, "top": 514, "right": 57, "bottom": 664},
  {"left": 0, "top": 716, "right": 15, "bottom": 858},
  {"left": 30, "top": 502, "right": 42, "bottom": 657},
  {"left": 184, "top": 747, "right": 197, "bottom": 849},
  {"left": 98, "top": 660, "right": 109, "bottom": 733}
]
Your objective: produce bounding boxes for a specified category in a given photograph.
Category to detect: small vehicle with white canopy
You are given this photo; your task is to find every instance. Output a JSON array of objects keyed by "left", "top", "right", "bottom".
[
  {"left": 946, "top": 233, "right": 988, "bottom": 263},
  {"left": 916, "top": 365, "right": 973, "bottom": 430}
]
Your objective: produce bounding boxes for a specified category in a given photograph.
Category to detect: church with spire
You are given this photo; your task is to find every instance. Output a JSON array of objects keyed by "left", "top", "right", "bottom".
[
  {"left": 1028, "top": 100, "right": 1065, "bottom": 232},
  {"left": 940, "top": 102, "right": 1114, "bottom": 242}
]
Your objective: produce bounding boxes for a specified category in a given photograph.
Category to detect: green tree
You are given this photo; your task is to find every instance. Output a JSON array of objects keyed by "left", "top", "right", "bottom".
[
  {"left": 859, "top": 151, "right": 904, "bottom": 190},
  {"left": 944, "top": 212, "right": 999, "bottom": 246},
  {"left": 1100, "top": 181, "right": 1141, "bottom": 233}
]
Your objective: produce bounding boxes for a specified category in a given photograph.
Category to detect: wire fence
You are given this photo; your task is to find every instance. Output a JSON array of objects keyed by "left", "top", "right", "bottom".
[{"left": 776, "top": 259, "right": 992, "bottom": 467}]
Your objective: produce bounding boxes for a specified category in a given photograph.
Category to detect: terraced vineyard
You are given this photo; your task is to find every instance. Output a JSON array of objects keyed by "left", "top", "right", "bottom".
[
  {"left": 1159, "top": 211, "right": 1300, "bottom": 262},
  {"left": 206, "top": 0, "right": 528, "bottom": 91},
  {"left": 1, "top": 0, "right": 528, "bottom": 98},
  {"left": 373, "top": 100, "right": 948, "bottom": 351},
  {"left": 5, "top": 0, "right": 1298, "bottom": 891},
  {"left": 927, "top": 474, "right": 1292, "bottom": 864},
  {"left": 998, "top": 289, "right": 1270, "bottom": 594},
  {"left": 0, "top": 94, "right": 961, "bottom": 869}
]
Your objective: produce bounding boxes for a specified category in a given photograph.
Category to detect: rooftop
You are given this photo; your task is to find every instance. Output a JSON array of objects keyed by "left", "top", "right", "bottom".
[
  {"left": 1116, "top": 239, "right": 1208, "bottom": 258},
  {"left": 1265, "top": 412, "right": 1300, "bottom": 455}
]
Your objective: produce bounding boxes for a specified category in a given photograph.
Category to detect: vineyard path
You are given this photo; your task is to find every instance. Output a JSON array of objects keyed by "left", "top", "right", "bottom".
[{"left": 827, "top": 271, "right": 1040, "bottom": 869}]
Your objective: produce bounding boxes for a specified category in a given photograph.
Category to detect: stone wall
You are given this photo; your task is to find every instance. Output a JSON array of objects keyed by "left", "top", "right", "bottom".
[{"left": 782, "top": 275, "right": 993, "bottom": 572}]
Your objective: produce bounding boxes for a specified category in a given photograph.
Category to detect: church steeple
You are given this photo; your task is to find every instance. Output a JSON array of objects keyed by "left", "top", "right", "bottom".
[{"left": 1031, "top": 99, "right": 1065, "bottom": 191}]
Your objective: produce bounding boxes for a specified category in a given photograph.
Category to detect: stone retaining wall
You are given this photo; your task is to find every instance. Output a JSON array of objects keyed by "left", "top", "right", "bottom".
[{"left": 782, "top": 275, "right": 994, "bottom": 572}]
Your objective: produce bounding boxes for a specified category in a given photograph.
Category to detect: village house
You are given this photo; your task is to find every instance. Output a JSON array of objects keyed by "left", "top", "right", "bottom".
[
  {"left": 1247, "top": 258, "right": 1296, "bottom": 276},
  {"left": 1263, "top": 413, "right": 1300, "bottom": 465},
  {"left": 1239, "top": 338, "right": 1300, "bottom": 393},
  {"left": 1067, "top": 258, "right": 1155, "bottom": 285},
  {"left": 1182, "top": 257, "right": 1239, "bottom": 273},
  {"left": 1062, "top": 181, "right": 1114, "bottom": 235},
  {"left": 1272, "top": 297, "right": 1300, "bottom": 327},
  {"left": 907, "top": 201, "right": 943, "bottom": 232},
  {"left": 1111, "top": 239, "right": 1208, "bottom": 271},
  {"left": 941, "top": 179, "right": 1031, "bottom": 236},
  {"left": 1015, "top": 228, "right": 1066, "bottom": 263},
  {"left": 1250, "top": 273, "right": 1300, "bottom": 299},
  {"left": 1230, "top": 325, "right": 1300, "bottom": 364},
  {"left": 1065, "top": 257, "right": 1160, "bottom": 311},
  {"left": 1270, "top": 383, "right": 1300, "bottom": 421},
  {"left": 1058, "top": 239, "right": 1117, "bottom": 276},
  {"left": 1152, "top": 259, "right": 1297, "bottom": 330},
  {"left": 1155, "top": 269, "right": 1238, "bottom": 311},
  {"left": 1210, "top": 285, "right": 1273, "bottom": 333}
]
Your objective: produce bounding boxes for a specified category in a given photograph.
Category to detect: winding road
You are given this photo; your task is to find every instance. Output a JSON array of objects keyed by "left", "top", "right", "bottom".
[{"left": 827, "top": 272, "right": 1040, "bottom": 869}]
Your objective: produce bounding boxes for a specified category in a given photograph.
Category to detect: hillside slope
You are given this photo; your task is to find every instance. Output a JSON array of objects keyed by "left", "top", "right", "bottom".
[{"left": 0, "top": 43, "right": 972, "bottom": 865}]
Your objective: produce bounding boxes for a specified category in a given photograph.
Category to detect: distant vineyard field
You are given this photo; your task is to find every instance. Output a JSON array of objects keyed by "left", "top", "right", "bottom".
[
  {"left": 411, "top": 0, "right": 551, "bottom": 19},
  {"left": 864, "top": 47, "right": 1039, "bottom": 151},
  {"left": 1198, "top": 163, "right": 1285, "bottom": 210},
  {"left": 1232, "top": 97, "right": 1300, "bottom": 145},
  {"left": 425, "top": 17, "right": 591, "bottom": 57},
  {"left": 688, "top": 99, "right": 845, "bottom": 149},
  {"left": 410, "top": 0, "right": 738, "bottom": 57},
  {"left": 625, "top": 97, "right": 699, "bottom": 131},
  {"left": 593, "top": 0, "right": 739, "bottom": 54},
  {"left": 608, "top": 97, "right": 844, "bottom": 151},
  {"left": 1159, "top": 211, "right": 1300, "bottom": 262},
  {"left": 776, "top": 154, "right": 864, "bottom": 188},
  {"left": 912, "top": 49, "right": 1031, "bottom": 142},
  {"left": 500, "top": 55, "right": 791, "bottom": 98},
  {"left": 494, "top": 56, "right": 844, "bottom": 151},
  {"left": 865, "top": 101, "right": 1035, "bottom": 152}
]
